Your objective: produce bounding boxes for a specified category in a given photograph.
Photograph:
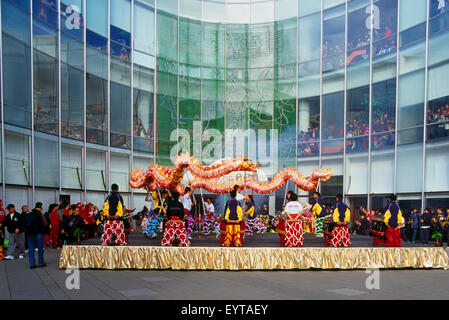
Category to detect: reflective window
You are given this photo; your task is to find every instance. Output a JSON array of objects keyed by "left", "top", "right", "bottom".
[
  {"left": 323, "top": 4, "right": 345, "bottom": 73},
  {"left": 298, "top": 11, "right": 321, "bottom": 74},
  {"left": 400, "top": 0, "right": 427, "bottom": 32},
  {"left": 61, "top": 63, "right": 83, "bottom": 140},
  {"left": 429, "top": 0, "right": 449, "bottom": 18},
  {"left": 347, "top": 0, "right": 371, "bottom": 66},
  {"left": 33, "top": 17, "right": 57, "bottom": 58},
  {"left": 86, "top": 0, "right": 107, "bottom": 37},
  {"left": 372, "top": 0, "right": 398, "bottom": 59},
  {"left": 86, "top": 45, "right": 108, "bottom": 79},
  {"left": 60, "top": 0, "right": 84, "bottom": 41},
  {"left": 398, "top": 69, "right": 425, "bottom": 130},
  {"left": 322, "top": 92, "right": 344, "bottom": 142},
  {"left": 34, "top": 134, "right": 59, "bottom": 188},
  {"left": 8, "top": 0, "right": 29, "bottom": 11},
  {"left": 33, "top": 49, "right": 58, "bottom": 135},
  {"left": 134, "top": 1, "right": 155, "bottom": 55},
  {"left": 133, "top": 88, "right": 154, "bottom": 153},
  {"left": 346, "top": 86, "right": 370, "bottom": 153},
  {"left": 298, "top": 97, "right": 320, "bottom": 158},
  {"left": 427, "top": 62, "right": 449, "bottom": 142},
  {"left": 86, "top": 74, "right": 108, "bottom": 145},
  {"left": 299, "top": 0, "right": 320, "bottom": 17},
  {"left": 5, "top": 131, "right": 31, "bottom": 186},
  {"left": 86, "top": 149, "right": 107, "bottom": 191},
  {"left": 32, "top": 0, "right": 57, "bottom": 28},
  {"left": 2, "top": 35, "right": 32, "bottom": 128},
  {"left": 2, "top": 0, "right": 31, "bottom": 44},
  {"left": 60, "top": 33, "right": 83, "bottom": 70},
  {"left": 371, "top": 78, "right": 396, "bottom": 151},
  {"left": 110, "top": 154, "right": 130, "bottom": 192},
  {"left": 61, "top": 144, "right": 83, "bottom": 190},
  {"left": 111, "top": 0, "right": 131, "bottom": 47},
  {"left": 110, "top": 82, "right": 131, "bottom": 149}
]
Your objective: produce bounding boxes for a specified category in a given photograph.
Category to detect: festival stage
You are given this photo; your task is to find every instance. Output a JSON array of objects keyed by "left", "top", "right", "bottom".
[{"left": 59, "top": 232, "right": 449, "bottom": 270}]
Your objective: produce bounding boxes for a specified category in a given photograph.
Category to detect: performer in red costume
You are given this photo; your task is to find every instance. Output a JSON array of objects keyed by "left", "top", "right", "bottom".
[
  {"left": 101, "top": 184, "right": 127, "bottom": 246},
  {"left": 331, "top": 194, "right": 351, "bottom": 247},
  {"left": 161, "top": 191, "right": 190, "bottom": 247},
  {"left": 50, "top": 204, "right": 62, "bottom": 248},
  {"left": 276, "top": 191, "right": 296, "bottom": 246},
  {"left": 282, "top": 192, "right": 305, "bottom": 247},
  {"left": 384, "top": 194, "right": 404, "bottom": 247}
]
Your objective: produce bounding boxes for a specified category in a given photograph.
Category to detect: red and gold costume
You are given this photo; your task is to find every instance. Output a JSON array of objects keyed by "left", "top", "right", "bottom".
[
  {"left": 161, "top": 199, "right": 190, "bottom": 247},
  {"left": 223, "top": 198, "right": 243, "bottom": 247},
  {"left": 50, "top": 207, "right": 62, "bottom": 248},
  {"left": 331, "top": 200, "right": 351, "bottom": 247},
  {"left": 384, "top": 201, "right": 404, "bottom": 247},
  {"left": 283, "top": 201, "right": 305, "bottom": 247},
  {"left": 101, "top": 191, "right": 127, "bottom": 246}
]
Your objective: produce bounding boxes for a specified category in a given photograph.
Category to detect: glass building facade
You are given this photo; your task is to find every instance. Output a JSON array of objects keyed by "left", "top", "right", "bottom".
[{"left": 1, "top": 0, "right": 449, "bottom": 213}]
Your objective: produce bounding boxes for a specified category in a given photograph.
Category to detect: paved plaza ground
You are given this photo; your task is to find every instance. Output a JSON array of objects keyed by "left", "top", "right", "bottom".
[{"left": 1, "top": 232, "right": 449, "bottom": 300}]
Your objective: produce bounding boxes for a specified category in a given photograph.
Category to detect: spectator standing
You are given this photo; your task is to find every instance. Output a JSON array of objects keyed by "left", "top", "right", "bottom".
[
  {"left": 25, "top": 202, "right": 47, "bottom": 269},
  {"left": 0, "top": 200, "right": 6, "bottom": 250},
  {"left": 420, "top": 209, "right": 433, "bottom": 245},
  {"left": 42, "top": 206, "right": 52, "bottom": 247},
  {"left": 21, "top": 205, "right": 30, "bottom": 251},
  {"left": 3, "top": 204, "right": 26, "bottom": 260},
  {"left": 409, "top": 209, "right": 419, "bottom": 243}
]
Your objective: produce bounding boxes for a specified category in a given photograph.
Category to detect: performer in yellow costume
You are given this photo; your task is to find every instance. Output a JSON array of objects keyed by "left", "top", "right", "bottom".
[{"left": 223, "top": 190, "right": 243, "bottom": 247}]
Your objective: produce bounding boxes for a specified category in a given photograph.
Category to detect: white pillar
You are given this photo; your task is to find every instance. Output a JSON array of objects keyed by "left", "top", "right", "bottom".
[{"left": 298, "top": 99, "right": 311, "bottom": 133}]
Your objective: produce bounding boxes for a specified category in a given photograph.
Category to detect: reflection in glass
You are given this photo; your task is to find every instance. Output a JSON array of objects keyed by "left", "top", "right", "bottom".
[
  {"left": 86, "top": 74, "right": 108, "bottom": 145},
  {"left": 2, "top": 35, "right": 32, "bottom": 128},
  {"left": 33, "top": 50, "right": 58, "bottom": 135}
]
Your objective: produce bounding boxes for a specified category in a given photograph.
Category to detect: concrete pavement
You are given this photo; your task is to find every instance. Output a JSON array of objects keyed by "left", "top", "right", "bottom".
[{"left": 1, "top": 244, "right": 449, "bottom": 300}]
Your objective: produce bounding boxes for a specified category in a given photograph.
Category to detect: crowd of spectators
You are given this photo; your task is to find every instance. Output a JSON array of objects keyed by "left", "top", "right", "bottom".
[
  {"left": 61, "top": 122, "right": 83, "bottom": 140},
  {"left": 427, "top": 104, "right": 449, "bottom": 139},
  {"left": 298, "top": 127, "right": 320, "bottom": 156},
  {"left": 351, "top": 206, "right": 449, "bottom": 245},
  {"left": 134, "top": 118, "right": 154, "bottom": 139},
  {"left": 34, "top": 109, "right": 58, "bottom": 135},
  {"left": 348, "top": 34, "right": 370, "bottom": 52}
]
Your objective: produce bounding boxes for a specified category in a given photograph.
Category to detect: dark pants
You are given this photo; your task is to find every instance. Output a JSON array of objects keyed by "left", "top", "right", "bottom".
[
  {"left": 27, "top": 234, "right": 45, "bottom": 267},
  {"left": 411, "top": 228, "right": 418, "bottom": 242},
  {"left": 420, "top": 227, "right": 430, "bottom": 244},
  {"left": 400, "top": 228, "right": 409, "bottom": 242},
  {"left": 0, "top": 226, "right": 4, "bottom": 247}
]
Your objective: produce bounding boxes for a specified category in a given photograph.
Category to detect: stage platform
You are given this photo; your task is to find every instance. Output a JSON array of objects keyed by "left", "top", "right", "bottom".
[{"left": 59, "top": 232, "right": 449, "bottom": 271}]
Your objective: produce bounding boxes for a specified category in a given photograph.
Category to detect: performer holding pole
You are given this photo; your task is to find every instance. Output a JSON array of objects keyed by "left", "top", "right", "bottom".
[
  {"left": 311, "top": 191, "right": 326, "bottom": 238},
  {"left": 180, "top": 187, "right": 195, "bottom": 240},
  {"left": 330, "top": 194, "right": 351, "bottom": 247},
  {"left": 144, "top": 189, "right": 168, "bottom": 238},
  {"left": 383, "top": 194, "right": 404, "bottom": 247}
]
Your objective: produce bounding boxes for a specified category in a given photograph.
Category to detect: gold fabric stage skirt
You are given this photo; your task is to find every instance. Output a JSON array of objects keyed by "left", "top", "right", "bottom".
[{"left": 59, "top": 245, "right": 449, "bottom": 270}]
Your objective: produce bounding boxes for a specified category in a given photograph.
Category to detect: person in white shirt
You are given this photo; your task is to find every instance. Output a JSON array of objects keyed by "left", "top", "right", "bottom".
[
  {"left": 202, "top": 198, "right": 220, "bottom": 235},
  {"left": 281, "top": 192, "right": 306, "bottom": 247},
  {"left": 180, "top": 187, "right": 195, "bottom": 239}
]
